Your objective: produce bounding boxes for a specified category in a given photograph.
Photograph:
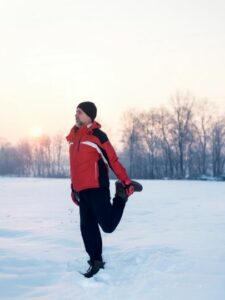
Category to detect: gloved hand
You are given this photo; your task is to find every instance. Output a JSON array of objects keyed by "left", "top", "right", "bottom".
[
  {"left": 123, "top": 179, "right": 134, "bottom": 197},
  {"left": 71, "top": 184, "right": 80, "bottom": 206}
]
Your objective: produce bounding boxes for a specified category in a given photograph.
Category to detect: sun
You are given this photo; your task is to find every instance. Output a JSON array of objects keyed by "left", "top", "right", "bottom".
[{"left": 31, "top": 127, "right": 43, "bottom": 138}]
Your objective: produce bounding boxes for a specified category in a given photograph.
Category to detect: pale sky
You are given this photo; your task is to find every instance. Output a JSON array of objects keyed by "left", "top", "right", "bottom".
[{"left": 0, "top": 0, "right": 225, "bottom": 145}]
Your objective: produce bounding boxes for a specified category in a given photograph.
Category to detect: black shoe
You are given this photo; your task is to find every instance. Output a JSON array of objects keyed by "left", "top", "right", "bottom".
[
  {"left": 115, "top": 180, "right": 143, "bottom": 201},
  {"left": 83, "top": 260, "right": 105, "bottom": 278},
  {"left": 130, "top": 180, "right": 143, "bottom": 192},
  {"left": 87, "top": 257, "right": 103, "bottom": 265}
]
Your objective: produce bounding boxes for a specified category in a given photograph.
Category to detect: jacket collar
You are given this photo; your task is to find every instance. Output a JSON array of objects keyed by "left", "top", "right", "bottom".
[{"left": 66, "top": 121, "right": 101, "bottom": 142}]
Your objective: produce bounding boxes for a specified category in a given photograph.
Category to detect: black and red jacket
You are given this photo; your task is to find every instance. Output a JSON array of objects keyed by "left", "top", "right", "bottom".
[{"left": 66, "top": 121, "right": 130, "bottom": 192}]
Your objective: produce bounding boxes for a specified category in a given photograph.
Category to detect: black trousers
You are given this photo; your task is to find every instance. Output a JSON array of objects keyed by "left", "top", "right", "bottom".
[{"left": 79, "top": 187, "right": 126, "bottom": 262}]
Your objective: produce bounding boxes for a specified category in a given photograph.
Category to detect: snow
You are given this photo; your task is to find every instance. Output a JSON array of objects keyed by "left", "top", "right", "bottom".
[{"left": 0, "top": 178, "right": 225, "bottom": 300}]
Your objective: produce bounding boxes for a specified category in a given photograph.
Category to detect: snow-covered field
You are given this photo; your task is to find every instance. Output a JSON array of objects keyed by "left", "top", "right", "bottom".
[{"left": 0, "top": 178, "right": 225, "bottom": 300}]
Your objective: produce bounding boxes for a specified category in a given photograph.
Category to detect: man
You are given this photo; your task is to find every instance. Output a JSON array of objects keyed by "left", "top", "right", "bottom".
[{"left": 66, "top": 101, "right": 142, "bottom": 278}]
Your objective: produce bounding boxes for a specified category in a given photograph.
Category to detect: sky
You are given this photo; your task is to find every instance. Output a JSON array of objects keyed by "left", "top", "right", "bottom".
[{"left": 0, "top": 0, "right": 225, "bottom": 145}]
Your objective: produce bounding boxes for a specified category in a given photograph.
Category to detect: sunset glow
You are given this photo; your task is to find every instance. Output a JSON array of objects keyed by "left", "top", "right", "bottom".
[{"left": 31, "top": 127, "right": 43, "bottom": 138}]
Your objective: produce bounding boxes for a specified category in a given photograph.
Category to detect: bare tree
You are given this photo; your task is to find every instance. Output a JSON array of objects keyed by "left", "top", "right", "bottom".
[
  {"left": 191, "top": 99, "right": 214, "bottom": 176},
  {"left": 141, "top": 109, "right": 162, "bottom": 178},
  {"left": 211, "top": 117, "right": 225, "bottom": 177},
  {"left": 158, "top": 108, "right": 175, "bottom": 178},
  {"left": 0, "top": 142, "right": 25, "bottom": 176},
  {"left": 32, "top": 135, "right": 52, "bottom": 177},
  {"left": 170, "top": 91, "right": 195, "bottom": 178},
  {"left": 121, "top": 110, "right": 144, "bottom": 178},
  {"left": 17, "top": 140, "right": 32, "bottom": 176},
  {"left": 52, "top": 133, "right": 68, "bottom": 177}
]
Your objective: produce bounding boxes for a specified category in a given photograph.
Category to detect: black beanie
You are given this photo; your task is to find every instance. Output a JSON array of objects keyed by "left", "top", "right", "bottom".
[{"left": 77, "top": 101, "right": 97, "bottom": 121}]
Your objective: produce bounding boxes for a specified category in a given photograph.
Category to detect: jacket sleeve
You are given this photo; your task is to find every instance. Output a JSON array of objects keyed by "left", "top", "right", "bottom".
[{"left": 101, "top": 140, "right": 131, "bottom": 184}]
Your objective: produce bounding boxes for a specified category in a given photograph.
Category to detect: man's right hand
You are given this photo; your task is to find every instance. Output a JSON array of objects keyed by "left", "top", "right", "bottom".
[
  {"left": 123, "top": 179, "right": 135, "bottom": 197},
  {"left": 71, "top": 184, "right": 80, "bottom": 206}
]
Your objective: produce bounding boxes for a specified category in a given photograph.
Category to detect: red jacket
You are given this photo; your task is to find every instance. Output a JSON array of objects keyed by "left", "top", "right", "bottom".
[{"left": 66, "top": 121, "right": 130, "bottom": 192}]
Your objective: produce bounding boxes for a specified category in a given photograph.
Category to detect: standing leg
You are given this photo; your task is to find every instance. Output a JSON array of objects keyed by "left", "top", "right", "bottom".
[{"left": 79, "top": 190, "right": 103, "bottom": 262}]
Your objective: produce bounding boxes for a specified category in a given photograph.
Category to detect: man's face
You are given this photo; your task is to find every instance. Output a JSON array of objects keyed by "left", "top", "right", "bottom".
[{"left": 75, "top": 108, "right": 92, "bottom": 127}]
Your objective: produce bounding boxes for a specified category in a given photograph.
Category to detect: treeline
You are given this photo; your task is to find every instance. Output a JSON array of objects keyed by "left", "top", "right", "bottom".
[
  {"left": 121, "top": 92, "right": 225, "bottom": 180},
  {"left": 0, "top": 134, "right": 69, "bottom": 177},
  {"left": 1, "top": 92, "right": 225, "bottom": 179}
]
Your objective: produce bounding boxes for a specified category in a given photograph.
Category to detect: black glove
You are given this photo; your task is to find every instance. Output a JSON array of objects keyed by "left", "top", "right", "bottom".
[{"left": 71, "top": 184, "right": 80, "bottom": 206}]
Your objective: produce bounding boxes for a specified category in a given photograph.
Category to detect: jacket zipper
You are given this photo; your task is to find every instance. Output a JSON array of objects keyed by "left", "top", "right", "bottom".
[
  {"left": 77, "top": 139, "right": 81, "bottom": 152},
  {"left": 95, "top": 162, "right": 98, "bottom": 180}
]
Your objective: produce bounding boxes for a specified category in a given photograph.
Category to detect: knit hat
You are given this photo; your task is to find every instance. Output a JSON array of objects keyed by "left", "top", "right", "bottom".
[{"left": 77, "top": 101, "right": 97, "bottom": 121}]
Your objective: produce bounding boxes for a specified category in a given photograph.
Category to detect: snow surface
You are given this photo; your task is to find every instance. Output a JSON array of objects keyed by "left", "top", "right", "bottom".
[{"left": 0, "top": 178, "right": 225, "bottom": 300}]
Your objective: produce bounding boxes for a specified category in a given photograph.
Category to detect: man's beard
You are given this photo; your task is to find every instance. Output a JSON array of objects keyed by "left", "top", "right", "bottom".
[{"left": 76, "top": 118, "right": 84, "bottom": 128}]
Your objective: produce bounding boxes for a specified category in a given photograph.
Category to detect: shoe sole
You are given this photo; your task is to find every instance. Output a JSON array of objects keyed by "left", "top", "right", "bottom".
[
  {"left": 115, "top": 180, "right": 143, "bottom": 192},
  {"left": 130, "top": 180, "right": 143, "bottom": 192}
]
